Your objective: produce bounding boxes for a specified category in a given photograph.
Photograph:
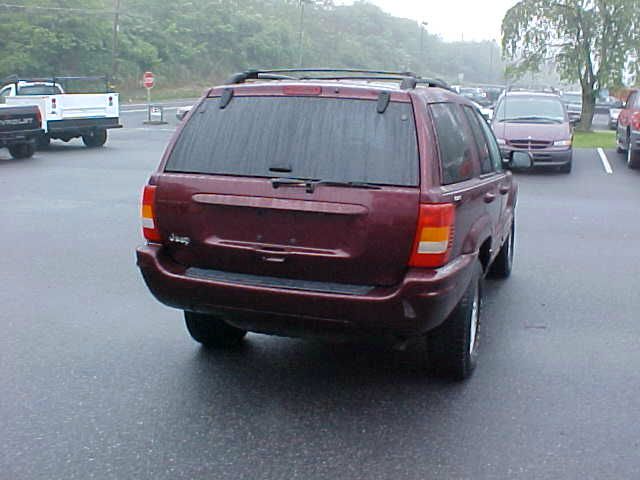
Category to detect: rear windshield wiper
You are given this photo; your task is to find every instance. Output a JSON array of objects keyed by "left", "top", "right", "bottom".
[
  {"left": 499, "top": 116, "right": 561, "bottom": 124},
  {"left": 271, "top": 177, "right": 382, "bottom": 193},
  {"left": 312, "top": 180, "right": 382, "bottom": 191}
]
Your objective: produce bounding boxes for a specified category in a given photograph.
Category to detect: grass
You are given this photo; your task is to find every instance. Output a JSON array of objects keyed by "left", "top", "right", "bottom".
[{"left": 573, "top": 130, "right": 616, "bottom": 149}]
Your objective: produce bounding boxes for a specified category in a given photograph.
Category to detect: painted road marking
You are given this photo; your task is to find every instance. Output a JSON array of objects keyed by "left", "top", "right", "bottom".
[
  {"left": 597, "top": 148, "right": 613, "bottom": 174},
  {"left": 112, "top": 127, "right": 177, "bottom": 133},
  {"left": 121, "top": 106, "right": 182, "bottom": 114}
]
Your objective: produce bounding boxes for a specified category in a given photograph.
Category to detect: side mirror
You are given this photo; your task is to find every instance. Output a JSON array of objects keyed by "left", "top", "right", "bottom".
[
  {"left": 502, "top": 151, "right": 533, "bottom": 169},
  {"left": 570, "top": 117, "right": 580, "bottom": 127}
]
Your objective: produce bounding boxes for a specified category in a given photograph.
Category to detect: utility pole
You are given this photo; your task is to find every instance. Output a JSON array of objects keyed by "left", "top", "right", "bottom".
[
  {"left": 419, "top": 21, "right": 427, "bottom": 74},
  {"left": 489, "top": 41, "right": 495, "bottom": 83},
  {"left": 298, "top": 0, "right": 305, "bottom": 67},
  {"left": 111, "top": 0, "right": 121, "bottom": 83}
]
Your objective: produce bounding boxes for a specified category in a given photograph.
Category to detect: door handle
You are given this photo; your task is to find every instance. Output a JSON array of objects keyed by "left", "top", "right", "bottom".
[
  {"left": 499, "top": 185, "right": 510, "bottom": 195},
  {"left": 484, "top": 192, "right": 496, "bottom": 203}
]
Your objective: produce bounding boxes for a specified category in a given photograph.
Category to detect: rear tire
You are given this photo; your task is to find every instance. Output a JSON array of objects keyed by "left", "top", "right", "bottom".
[
  {"left": 427, "top": 261, "right": 483, "bottom": 380},
  {"left": 489, "top": 219, "right": 514, "bottom": 279},
  {"left": 627, "top": 142, "right": 640, "bottom": 169},
  {"left": 8, "top": 143, "right": 35, "bottom": 159},
  {"left": 82, "top": 129, "right": 107, "bottom": 148},
  {"left": 184, "top": 311, "right": 247, "bottom": 348}
]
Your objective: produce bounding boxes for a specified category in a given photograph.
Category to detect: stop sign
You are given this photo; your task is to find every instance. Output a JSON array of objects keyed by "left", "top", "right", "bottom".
[{"left": 143, "top": 71, "right": 154, "bottom": 89}]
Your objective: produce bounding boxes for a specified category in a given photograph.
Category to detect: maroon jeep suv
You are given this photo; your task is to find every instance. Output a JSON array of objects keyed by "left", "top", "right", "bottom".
[{"left": 136, "top": 69, "right": 521, "bottom": 379}]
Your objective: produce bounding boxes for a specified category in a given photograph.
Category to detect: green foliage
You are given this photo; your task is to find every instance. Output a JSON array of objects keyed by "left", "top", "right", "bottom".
[
  {"left": 1, "top": 0, "right": 506, "bottom": 89},
  {"left": 502, "top": 0, "right": 640, "bottom": 130}
]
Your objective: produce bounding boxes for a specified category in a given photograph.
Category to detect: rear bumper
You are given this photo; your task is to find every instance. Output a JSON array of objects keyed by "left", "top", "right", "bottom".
[
  {"left": 0, "top": 128, "right": 42, "bottom": 146},
  {"left": 501, "top": 147, "right": 572, "bottom": 167},
  {"left": 47, "top": 117, "right": 122, "bottom": 134},
  {"left": 136, "top": 244, "right": 477, "bottom": 340}
]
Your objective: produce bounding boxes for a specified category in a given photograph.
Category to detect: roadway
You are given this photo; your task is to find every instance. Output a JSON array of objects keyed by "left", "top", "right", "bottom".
[{"left": 1, "top": 107, "right": 639, "bottom": 479}]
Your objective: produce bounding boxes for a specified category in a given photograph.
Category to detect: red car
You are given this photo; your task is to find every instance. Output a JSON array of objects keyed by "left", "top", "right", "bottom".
[
  {"left": 137, "top": 69, "right": 524, "bottom": 380},
  {"left": 616, "top": 89, "right": 640, "bottom": 168},
  {"left": 492, "top": 92, "right": 574, "bottom": 173}
]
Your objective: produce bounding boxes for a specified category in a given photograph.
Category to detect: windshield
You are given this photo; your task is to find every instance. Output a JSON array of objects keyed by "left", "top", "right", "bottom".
[
  {"left": 494, "top": 96, "right": 566, "bottom": 123},
  {"left": 561, "top": 93, "right": 582, "bottom": 104},
  {"left": 166, "top": 96, "right": 419, "bottom": 186}
]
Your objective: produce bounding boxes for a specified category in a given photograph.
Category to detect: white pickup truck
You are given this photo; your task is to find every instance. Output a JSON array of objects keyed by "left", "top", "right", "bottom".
[{"left": 0, "top": 76, "right": 121, "bottom": 148}]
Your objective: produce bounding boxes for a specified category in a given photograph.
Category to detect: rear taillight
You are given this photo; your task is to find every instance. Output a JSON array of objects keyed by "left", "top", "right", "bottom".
[
  {"left": 141, "top": 185, "right": 161, "bottom": 242},
  {"left": 35, "top": 109, "right": 42, "bottom": 124},
  {"left": 108, "top": 96, "right": 113, "bottom": 107},
  {"left": 631, "top": 112, "right": 640, "bottom": 131},
  {"left": 408, "top": 204, "right": 456, "bottom": 268},
  {"left": 51, "top": 98, "right": 57, "bottom": 110}
]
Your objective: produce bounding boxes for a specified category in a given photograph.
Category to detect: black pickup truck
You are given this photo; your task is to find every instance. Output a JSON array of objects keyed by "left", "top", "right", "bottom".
[{"left": 0, "top": 105, "right": 42, "bottom": 159}]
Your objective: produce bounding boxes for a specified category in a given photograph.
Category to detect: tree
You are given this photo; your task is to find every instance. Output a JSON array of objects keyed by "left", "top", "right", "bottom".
[{"left": 501, "top": 0, "right": 640, "bottom": 131}]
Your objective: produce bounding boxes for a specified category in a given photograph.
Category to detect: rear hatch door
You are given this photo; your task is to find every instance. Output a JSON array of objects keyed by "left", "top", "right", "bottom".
[{"left": 155, "top": 92, "right": 421, "bottom": 287}]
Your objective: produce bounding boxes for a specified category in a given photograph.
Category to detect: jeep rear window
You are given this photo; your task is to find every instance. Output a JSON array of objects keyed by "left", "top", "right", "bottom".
[{"left": 165, "top": 96, "right": 419, "bottom": 186}]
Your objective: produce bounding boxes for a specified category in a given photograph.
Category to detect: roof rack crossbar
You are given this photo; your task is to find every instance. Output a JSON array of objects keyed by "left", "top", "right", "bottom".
[{"left": 225, "top": 69, "right": 453, "bottom": 92}]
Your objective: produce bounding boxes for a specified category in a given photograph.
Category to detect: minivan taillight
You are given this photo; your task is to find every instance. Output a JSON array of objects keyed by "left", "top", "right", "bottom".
[
  {"left": 141, "top": 185, "right": 161, "bottom": 242},
  {"left": 408, "top": 204, "right": 456, "bottom": 268}
]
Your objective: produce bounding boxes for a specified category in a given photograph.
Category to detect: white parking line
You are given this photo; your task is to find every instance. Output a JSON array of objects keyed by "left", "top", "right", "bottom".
[
  {"left": 597, "top": 148, "right": 613, "bottom": 174},
  {"left": 114, "top": 127, "right": 177, "bottom": 133},
  {"left": 121, "top": 106, "right": 181, "bottom": 114}
]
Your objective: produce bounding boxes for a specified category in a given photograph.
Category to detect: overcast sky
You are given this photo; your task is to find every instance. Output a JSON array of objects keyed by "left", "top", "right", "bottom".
[{"left": 338, "top": 0, "right": 520, "bottom": 42}]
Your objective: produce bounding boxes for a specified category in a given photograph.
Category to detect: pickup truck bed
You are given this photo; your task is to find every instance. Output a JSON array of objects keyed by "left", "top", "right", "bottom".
[{"left": 0, "top": 105, "right": 43, "bottom": 159}]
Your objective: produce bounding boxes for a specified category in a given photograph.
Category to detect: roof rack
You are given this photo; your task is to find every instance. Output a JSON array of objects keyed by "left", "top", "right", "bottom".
[
  {"left": 2, "top": 74, "right": 112, "bottom": 92},
  {"left": 225, "top": 69, "right": 453, "bottom": 92}
]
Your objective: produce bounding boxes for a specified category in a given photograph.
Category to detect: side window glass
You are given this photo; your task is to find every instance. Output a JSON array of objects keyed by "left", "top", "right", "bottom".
[
  {"left": 463, "top": 106, "right": 493, "bottom": 174},
  {"left": 476, "top": 112, "right": 503, "bottom": 172},
  {"left": 430, "top": 103, "right": 475, "bottom": 185}
]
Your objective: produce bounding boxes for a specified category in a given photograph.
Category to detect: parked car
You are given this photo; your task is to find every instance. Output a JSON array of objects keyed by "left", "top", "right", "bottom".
[
  {"left": 609, "top": 100, "right": 624, "bottom": 130},
  {"left": 616, "top": 89, "right": 640, "bottom": 168},
  {"left": 492, "top": 91, "right": 574, "bottom": 173},
  {"left": 136, "top": 69, "right": 523, "bottom": 380},
  {"left": 460, "top": 87, "right": 492, "bottom": 107},
  {"left": 471, "top": 101, "right": 493, "bottom": 121},
  {"left": 561, "top": 91, "right": 582, "bottom": 124},
  {"left": 0, "top": 104, "right": 43, "bottom": 159},
  {"left": 176, "top": 105, "right": 193, "bottom": 121},
  {"left": 0, "top": 76, "right": 121, "bottom": 148}
]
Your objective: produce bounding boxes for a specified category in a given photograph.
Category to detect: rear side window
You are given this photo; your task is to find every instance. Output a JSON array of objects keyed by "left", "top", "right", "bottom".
[
  {"left": 463, "top": 106, "right": 493, "bottom": 174},
  {"left": 430, "top": 103, "right": 474, "bottom": 184},
  {"left": 474, "top": 110, "right": 503, "bottom": 172},
  {"left": 166, "top": 96, "right": 419, "bottom": 186}
]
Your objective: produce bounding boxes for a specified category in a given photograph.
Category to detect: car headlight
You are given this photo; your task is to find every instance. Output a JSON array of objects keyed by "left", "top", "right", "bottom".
[
  {"left": 554, "top": 139, "right": 572, "bottom": 147},
  {"left": 496, "top": 138, "right": 506, "bottom": 145}
]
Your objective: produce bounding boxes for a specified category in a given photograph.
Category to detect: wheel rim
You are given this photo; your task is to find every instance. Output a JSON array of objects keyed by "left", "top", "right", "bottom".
[
  {"left": 469, "top": 284, "right": 480, "bottom": 354},
  {"left": 507, "top": 230, "right": 514, "bottom": 268}
]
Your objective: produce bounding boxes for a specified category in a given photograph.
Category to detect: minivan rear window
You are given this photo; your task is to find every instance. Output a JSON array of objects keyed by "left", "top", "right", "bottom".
[{"left": 165, "top": 96, "right": 419, "bottom": 186}]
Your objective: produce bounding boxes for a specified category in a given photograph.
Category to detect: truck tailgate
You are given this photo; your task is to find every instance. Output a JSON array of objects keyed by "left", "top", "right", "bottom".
[{"left": 56, "top": 93, "right": 119, "bottom": 119}]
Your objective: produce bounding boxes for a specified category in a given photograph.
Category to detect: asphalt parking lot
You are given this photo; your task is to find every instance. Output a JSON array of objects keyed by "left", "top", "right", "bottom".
[{"left": 2, "top": 108, "right": 640, "bottom": 479}]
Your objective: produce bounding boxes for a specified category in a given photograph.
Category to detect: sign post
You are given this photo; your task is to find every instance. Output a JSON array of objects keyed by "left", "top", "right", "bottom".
[
  {"left": 142, "top": 71, "right": 166, "bottom": 125},
  {"left": 143, "top": 71, "right": 154, "bottom": 122}
]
